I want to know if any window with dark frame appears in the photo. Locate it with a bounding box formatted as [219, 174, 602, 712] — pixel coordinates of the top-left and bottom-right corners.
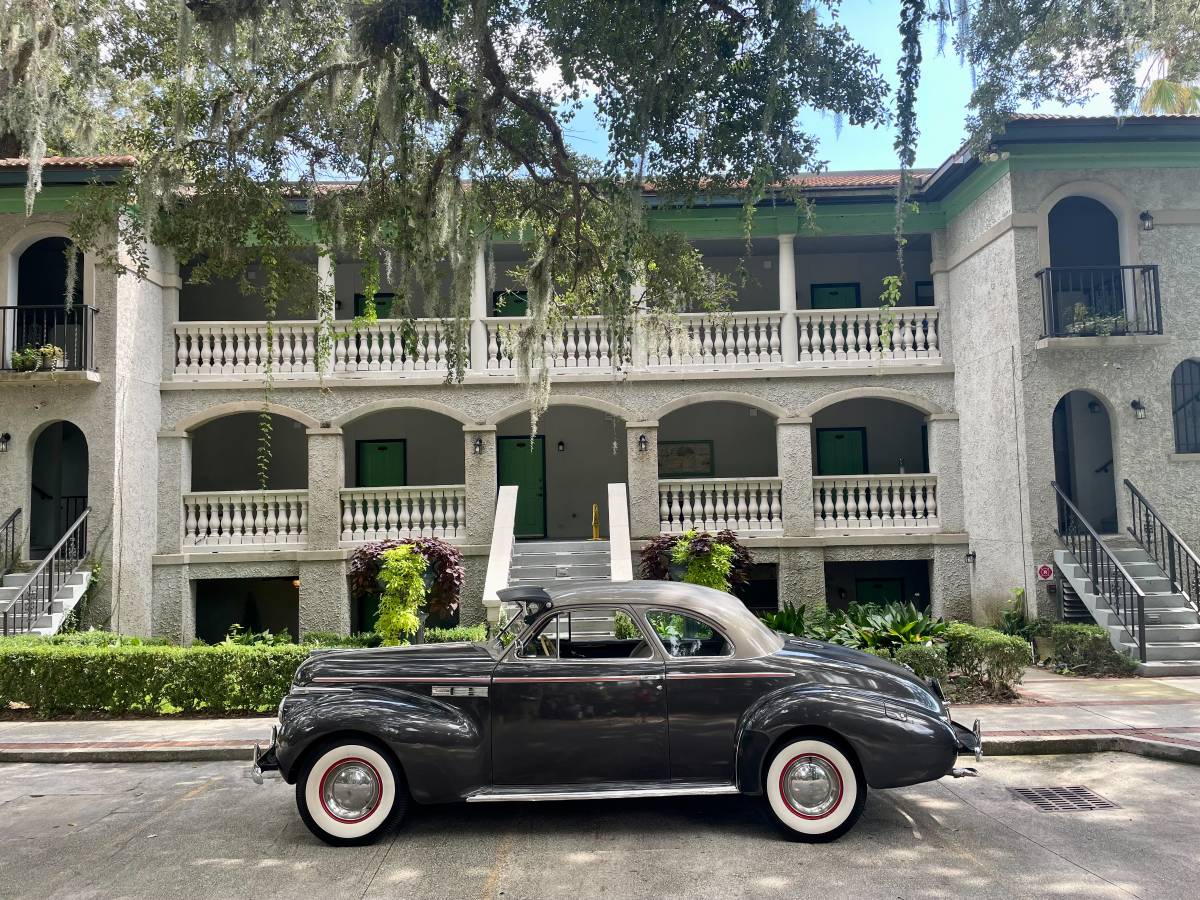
[1172, 359, 1200, 453]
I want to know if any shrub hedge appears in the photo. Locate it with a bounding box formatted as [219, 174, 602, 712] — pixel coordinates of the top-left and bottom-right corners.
[1046, 623, 1138, 675]
[944, 622, 1032, 692]
[864, 642, 949, 682]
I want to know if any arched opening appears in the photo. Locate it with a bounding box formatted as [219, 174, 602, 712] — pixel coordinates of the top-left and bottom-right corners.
[342, 408, 465, 489]
[496, 407, 628, 540]
[6, 237, 91, 371]
[1172, 360, 1200, 454]
[1052, 391, 1117, 533]
[189, 413, 308, 492]
[1043, 196, 1151, 336]
[29, 421, 88, 558]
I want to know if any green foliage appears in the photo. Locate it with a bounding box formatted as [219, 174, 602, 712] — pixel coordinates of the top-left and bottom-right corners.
[222, 623, 294, 646]
[833, 601, 947, 651]
[375, 545, 428, 644]
[349, 538, 464, 622]
[301, 631, 383, 648]
[425, 624, 487, 644]
[9, 346, 40, 372]
[864, 642, 950, 682]
[613, 611, 641, 641]
[1066, 303, 1128, 337]
[760, 603, 838, 641]
[0, 643, 308, 715]
[669, 531, 735, 592]
[944, 622, 1032, 694]
[641, 530, 752, 593]
[1046, 624, 1138, 676]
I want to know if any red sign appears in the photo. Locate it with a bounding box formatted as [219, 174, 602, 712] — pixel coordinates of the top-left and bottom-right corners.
[1036, 564, 1054, 581]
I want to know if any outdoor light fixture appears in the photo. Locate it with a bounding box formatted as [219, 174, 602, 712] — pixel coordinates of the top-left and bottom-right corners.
[637, 433, 649, 452]
[0, 432, 9, 453]
[472, 436, 484, 455]
[965, 549, 977, 565]
[1140, 210, 1155, 231]
[1131, 398, 1147, 420]
[557, 440, 566, 452]
[291, 578, 300, 588]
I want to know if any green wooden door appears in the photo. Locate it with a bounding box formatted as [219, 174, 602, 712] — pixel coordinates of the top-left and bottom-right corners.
[855, 577, 904, 606]
[354, 293, 396, 318]
[497, 436, 546, 538]
[816, 429, 867, 476]
[356, 439, 406, 487]
[492, 290, 529, 316]
[810, 283, 861, 309]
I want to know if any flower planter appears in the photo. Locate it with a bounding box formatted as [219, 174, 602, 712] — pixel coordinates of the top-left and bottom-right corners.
[38, 356, 59, 372]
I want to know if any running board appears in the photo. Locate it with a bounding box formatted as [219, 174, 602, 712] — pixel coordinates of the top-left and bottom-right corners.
[465, 782, 740, 803]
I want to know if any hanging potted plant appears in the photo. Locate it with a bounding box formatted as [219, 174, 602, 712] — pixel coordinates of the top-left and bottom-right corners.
[640, 529, 753, 594]
[37, 343, 64, 371]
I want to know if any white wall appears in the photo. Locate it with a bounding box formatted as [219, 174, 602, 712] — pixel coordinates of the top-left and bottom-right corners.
[341, 409, 465, 486]
[657, 402, 778, 477]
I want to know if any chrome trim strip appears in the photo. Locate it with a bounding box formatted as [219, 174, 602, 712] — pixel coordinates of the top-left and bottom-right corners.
[492, 674, 663, 684]
[465, 783, 740, 803]
[311, 676, 491, 685]
[665, 671, 795, 680]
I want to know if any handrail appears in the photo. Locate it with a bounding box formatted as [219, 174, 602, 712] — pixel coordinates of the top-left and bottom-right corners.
[1052, 482, 1146, 661]
[1, 507, 89, 637]
[482, 485, 519, 629]
[607, 483, 633, 582]
[1125, 479, 1200, 615]
[1, 508, 20, 578]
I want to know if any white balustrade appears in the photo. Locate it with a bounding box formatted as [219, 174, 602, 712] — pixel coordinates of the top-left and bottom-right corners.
[339, 486, 467, 543]
[658, 478, 784, 533]
[645, 312, 784, 367]
[795, 307, 940, 363]
[485, 316, 626, 370]
[174, 319, 452, 376]
[183, 490, 309, 546]
[812, 474, 939, 530]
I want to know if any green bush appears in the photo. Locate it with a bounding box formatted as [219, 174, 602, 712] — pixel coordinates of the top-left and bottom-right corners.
[945, 622, 1032, 693]
[301, 631, 383, 647]
[759, 601, 945, 651]
[863, 643, 950, 682]
[425, 624, 487, 643]
[1047, 623, 1137, 675]
[0, 643, 308, 715]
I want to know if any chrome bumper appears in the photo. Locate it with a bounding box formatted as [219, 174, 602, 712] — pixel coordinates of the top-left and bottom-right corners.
[952, 718, 983, 762]
[250, 726, 280, 785]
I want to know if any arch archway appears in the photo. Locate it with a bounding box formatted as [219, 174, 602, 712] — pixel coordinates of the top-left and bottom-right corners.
[1052, 390, 1118, 533]
[6, 236, 90, 371]
[29, 421, 88, 557]
[1171, 359, 1200, 454]
[189, 413, 309, 491]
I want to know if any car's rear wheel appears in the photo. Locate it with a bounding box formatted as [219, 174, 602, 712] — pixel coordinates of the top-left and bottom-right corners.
[295, 738, 407, 846]
[763, 736, 866, 842]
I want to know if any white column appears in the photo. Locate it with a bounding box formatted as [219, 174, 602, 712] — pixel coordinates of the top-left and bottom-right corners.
[464, 425, 497, 544]
[625, 422, 660, 538]
[161, 251, 181, 380]
[777, 417, 814, 536]
[157, 431, 191, 554]
[777, 234, 797, 364]
[469, 240, 488, 371]
[306, 427, 344, 551]
[630, 282, 648, 368]
[316, 250, 336, 373]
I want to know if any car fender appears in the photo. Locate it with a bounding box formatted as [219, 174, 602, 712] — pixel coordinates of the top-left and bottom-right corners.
[275, 687, 488, 803]
[734, 683, 959, 792]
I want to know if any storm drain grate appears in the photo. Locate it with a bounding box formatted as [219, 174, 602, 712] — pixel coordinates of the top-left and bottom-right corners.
[1010, 786, 1119, 811]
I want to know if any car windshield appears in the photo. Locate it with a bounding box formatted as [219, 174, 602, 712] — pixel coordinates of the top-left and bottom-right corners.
[487, 600, 527, 653]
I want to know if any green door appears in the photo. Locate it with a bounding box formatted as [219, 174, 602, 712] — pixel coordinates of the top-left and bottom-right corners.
[855, 577, 904, 606]
[497, 436, 546, 538]
[354, 293, 396, 318]
[492, 290, 529, 316]
[810, 283, 861, 309]
[816, 429, 867, 476]
[356, 439, 406, 487]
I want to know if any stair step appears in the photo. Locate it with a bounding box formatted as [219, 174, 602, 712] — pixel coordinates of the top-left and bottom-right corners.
[515, 540, 609, 553]
[1136, 660, 1200, 676]
[1093, 607, 1199, 626]
[510, 551, 611, 566]
[1119, 641, 1200, 661]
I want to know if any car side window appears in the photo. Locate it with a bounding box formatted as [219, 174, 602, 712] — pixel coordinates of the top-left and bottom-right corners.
[646, 610, 732, 658]
[516, 608, 653, 660]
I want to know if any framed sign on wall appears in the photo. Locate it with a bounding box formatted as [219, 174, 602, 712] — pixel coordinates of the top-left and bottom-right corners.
[658, 440, 715, 478]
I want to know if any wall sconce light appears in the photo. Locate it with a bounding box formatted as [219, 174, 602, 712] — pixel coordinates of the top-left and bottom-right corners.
[556, 440, 566, 452]
[0, 432, 9, 453]
[1087, 400, 1101, 415]
[1140, 210, 1155, 232]
[637, 434, 649, 452]
[472, 436, 484, 455]
[965, 549, 977, 565]
[291, 578, 301, 588]
[1131, 398, 1147, 420]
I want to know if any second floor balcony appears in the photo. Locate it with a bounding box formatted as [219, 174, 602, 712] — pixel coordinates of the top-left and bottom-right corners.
[1037, 265, 1162, 339]
[1, 304, 98, 374]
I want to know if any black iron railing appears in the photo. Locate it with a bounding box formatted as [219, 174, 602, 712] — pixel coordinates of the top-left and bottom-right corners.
[0, 508, 19, 578]
[1, 305, 98, 371]
[1036, 265, 1161, 338]
[1126, 479, 1200, 616]
[1, 507, 89, 637]
[1053, 482, 1146, 662]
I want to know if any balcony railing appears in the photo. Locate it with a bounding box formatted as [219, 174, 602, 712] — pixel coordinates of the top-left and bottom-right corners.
[658, 477, 784, 534]
[796, 306, 939, 363]
[1, 305, 98, 372]
[340, 486, 467, 543]
[645, 312, 784, 367]
[183, 490, 308, 546]
[1037, 265, 1161, 338]
[485, 316, 627, 371]
[813, 474, 939, 531]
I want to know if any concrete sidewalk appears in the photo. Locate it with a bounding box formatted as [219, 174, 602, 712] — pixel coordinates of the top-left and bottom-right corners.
[1, 668, 1198, 763]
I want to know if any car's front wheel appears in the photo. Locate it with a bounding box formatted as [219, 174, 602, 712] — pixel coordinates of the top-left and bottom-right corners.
[295, 738, 407, 846]
[763, 736, 866, 841]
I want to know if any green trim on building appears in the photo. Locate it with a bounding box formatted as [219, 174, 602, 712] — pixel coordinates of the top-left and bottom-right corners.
[0, 184, 85, 214]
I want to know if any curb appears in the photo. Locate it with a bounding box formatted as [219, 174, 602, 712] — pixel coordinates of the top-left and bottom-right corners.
[0, 744, 254, 764]
[983, 734, 1200, 766]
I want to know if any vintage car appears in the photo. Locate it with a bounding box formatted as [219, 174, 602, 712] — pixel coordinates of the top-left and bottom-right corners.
[251, 580, 981, 845]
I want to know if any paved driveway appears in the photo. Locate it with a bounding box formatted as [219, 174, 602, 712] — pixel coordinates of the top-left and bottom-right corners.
[0, 752, 1194, 899]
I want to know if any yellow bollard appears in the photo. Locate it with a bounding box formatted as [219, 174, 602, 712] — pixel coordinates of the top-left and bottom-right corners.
[591, 503, 600, 541]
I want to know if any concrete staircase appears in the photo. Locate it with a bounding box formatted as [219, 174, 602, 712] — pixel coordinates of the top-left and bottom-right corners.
[507, 540, 612, 586]
[0, 566, 93, 636]
[1055, 536, 1200, 676]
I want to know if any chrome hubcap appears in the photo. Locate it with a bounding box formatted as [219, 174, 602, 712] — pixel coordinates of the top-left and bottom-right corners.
[782, 755, 840, 817]
[321, 761, 380, 821]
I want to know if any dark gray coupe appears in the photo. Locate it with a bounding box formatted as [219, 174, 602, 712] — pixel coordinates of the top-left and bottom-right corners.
[252, 580, 981, 845]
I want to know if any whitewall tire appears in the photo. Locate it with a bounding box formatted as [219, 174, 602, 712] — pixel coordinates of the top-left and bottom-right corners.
[764, 737, 866, 841]
[295, 740, 406, 846]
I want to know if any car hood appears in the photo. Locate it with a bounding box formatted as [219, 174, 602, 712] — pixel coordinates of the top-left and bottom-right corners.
[773, 636, 944, 715]
[293, 641, 495, 685]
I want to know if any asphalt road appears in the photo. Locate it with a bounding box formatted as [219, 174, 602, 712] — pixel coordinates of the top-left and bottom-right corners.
[0, 752, 1194, 900]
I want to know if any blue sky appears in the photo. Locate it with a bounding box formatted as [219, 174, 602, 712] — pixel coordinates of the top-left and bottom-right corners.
[559, 1, 1123, 172]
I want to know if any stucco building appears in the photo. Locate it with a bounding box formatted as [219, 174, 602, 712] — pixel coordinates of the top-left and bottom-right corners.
[2, 116, 1199, 668]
